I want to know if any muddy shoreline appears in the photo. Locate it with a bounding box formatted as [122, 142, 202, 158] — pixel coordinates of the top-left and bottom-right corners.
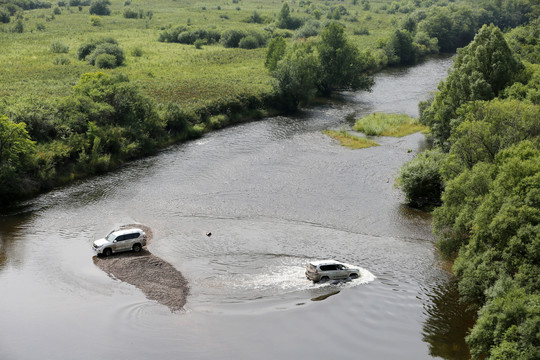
[93, 224, 189, 312]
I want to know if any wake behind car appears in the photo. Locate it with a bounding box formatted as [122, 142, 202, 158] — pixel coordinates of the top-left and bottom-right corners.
[306, 260, 360, 282]
[93, 228, 147, 256]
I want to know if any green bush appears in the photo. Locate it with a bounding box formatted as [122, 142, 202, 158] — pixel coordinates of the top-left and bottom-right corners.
[94, 53, 116, 68]
[398, 149, 446, 209]
[89, 15, 102, 26]
[53, 55, 70, 65]
[86, 43, 125, 67]
[77, 37, 117, 61]
[220, 29, 245, 48]
[50, 40, 69, 53]
[239, 35, 259, 49]
[123, 7, 138, 19]
[131, 46, 143, 57]
[0, 7, 11, 23]
[89, 0, 110, 16]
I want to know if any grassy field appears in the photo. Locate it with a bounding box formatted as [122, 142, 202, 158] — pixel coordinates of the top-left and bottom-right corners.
[323, 129, 379, 149]
[0, 0, 400, 111]
[354, 112, 427, 136]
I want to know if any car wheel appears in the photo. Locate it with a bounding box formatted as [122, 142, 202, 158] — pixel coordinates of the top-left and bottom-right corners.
[320, 276, 329, 283]
[349, 273, 358, 279]
[132, 243, 142, 253]
[103, 248, 112, 257]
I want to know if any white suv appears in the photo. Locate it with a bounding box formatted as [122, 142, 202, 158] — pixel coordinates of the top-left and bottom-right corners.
[92, 228, 147, 256]
[305, 260, 360, 282]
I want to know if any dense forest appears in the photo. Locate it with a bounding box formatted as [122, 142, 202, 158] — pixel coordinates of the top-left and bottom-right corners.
[398, 17, 539, 360]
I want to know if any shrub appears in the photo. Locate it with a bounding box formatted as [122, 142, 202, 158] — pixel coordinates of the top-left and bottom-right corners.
[131, 46, 143, 57]
[89, 0, 110, 16]
[194, 39, 204, 49]
[0, 8, 10, 23]
[89, 15, 102, 26]
[220, 29, 245, 48]
[94, 53, 116, 68]
[53, 6, 61, 14]
[398, 149, 446, 209]
[50, 40, 69, 53]
[294, 19, 321, 39]
[239, 35, 259, 49]
[77, 37, 117, 60]
[53, 55, 70, 65]
[86, 43, 125, 67]
[36, 23, 46, 31]
[123, 7, 138, 19]
[11, 18, 24, 33]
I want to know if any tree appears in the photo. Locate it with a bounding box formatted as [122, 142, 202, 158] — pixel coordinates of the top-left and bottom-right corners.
[272, 43, 319, 110]
[398, 149, 446, 209]
[421, 24, 523, 148]
[276, 2, 302, 30]
[316, 22, 374, 95]
[89, 0, 110, 16]
[265, 36, 286, 71]
[0, 115, 35, 168]
[385, 29, 417, 65]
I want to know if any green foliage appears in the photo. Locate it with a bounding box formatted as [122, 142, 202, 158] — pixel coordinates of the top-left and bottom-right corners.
[238, 35, 258, 50]
[89, 15, 101, 26]
[420, 24, 523, 148]
[398, 149, 446, 209]
[466, 279, 540, 360]
[294, 19, 321, 39]
[220, 29, 245, 48]
[276, 2, 303, 30]
[94, 53, 116, 69]
[0, 7, 10, 23]
[86, 43, 124, 67]
[272, 42, 319, 110]
[385, 29, 417, 66]
[0, 115, 35, 168]
[11, 18, 23, 33]
[323, 128, 378, 149]
[264, 36, 286, 71]
[50, 40, 69, 53]
[317, 22, 374, 95]
[354, 113, 426, 137]
[77, 37, 117, 60]
[506, 18, 540, 65]
[88, 0, 109, 16]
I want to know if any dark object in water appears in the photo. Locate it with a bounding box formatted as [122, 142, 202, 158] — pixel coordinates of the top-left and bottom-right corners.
[206, 232, 212, 237]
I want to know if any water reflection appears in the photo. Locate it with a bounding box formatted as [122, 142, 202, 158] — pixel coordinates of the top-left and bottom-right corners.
[0, 212, 34, 271]
[422, 276, 476, 359]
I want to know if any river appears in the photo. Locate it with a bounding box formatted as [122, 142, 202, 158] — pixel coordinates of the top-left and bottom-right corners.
[0, 55, 474, 360]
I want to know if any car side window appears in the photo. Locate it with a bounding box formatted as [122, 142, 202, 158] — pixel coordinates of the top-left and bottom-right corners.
[116, 235, 127, 241]
[127, 233, 139, 240]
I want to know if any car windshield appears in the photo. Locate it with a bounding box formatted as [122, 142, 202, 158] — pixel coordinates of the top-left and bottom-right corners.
[105, 232, 117, 241]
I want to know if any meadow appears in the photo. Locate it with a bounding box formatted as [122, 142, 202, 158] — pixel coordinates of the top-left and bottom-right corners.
[0, 0, 399, 111]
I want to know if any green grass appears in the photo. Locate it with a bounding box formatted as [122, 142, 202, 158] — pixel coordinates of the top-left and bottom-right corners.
[0, 0, 403, 110]
[353, 113, 427, 137]
[323, 129, 379, 149]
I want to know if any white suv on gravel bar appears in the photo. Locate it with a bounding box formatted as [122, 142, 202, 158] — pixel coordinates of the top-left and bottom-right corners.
[306, 260, 360, 282]
[92, 228, 147, 256]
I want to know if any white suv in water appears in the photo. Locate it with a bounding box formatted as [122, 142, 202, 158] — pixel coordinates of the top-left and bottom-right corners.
[305, 260, 360, 282]
[92, 228, 147, 256]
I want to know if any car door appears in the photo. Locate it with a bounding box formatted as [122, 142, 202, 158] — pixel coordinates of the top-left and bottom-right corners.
[113, 234, 129, 252]
[336, 264, 349, 279]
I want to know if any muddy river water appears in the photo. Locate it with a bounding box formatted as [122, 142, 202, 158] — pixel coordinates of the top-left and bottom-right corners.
[0, 55, 475, 359]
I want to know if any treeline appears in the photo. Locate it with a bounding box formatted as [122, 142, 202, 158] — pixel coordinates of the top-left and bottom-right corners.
[0, 72, 271, 205]
[398, 20, 540, 359]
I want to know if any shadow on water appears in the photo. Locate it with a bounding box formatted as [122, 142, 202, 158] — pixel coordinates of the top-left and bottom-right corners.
[0, 211, 35, 271]
[422, 276, 476, 359]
